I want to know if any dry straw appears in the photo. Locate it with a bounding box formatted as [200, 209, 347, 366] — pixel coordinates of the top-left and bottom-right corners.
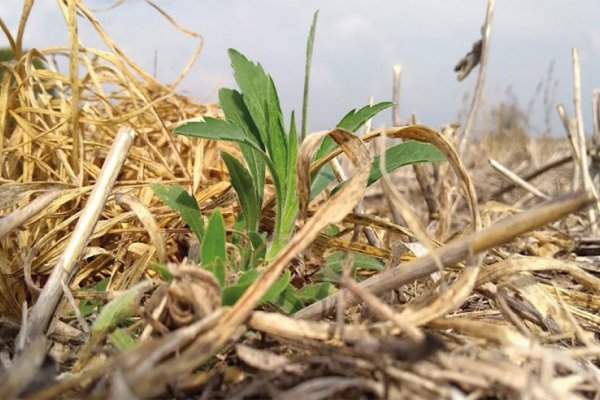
[2, 2, 600, 399]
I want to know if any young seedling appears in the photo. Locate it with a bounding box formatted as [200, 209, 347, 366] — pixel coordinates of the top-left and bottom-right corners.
[153, 11, 447, 313]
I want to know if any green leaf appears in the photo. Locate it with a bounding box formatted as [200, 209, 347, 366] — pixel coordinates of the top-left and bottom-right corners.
[222, 269, 260, 306]
[92, 281, 154, 333]
[270, 285, 303, 314]
[367, 141, 446, 186]
[149, 262, 173, 282]
[265, 76, 288, 181]
[78, 277, 109, 317]
[317, 251, 384, 283]
[301, 10, 319, 141]
[228, 48, 287, 170]
[309, 101, 394, 200]
[151, 183, 204, 245]
[219, 88, 266, 204]
[297, 282, 335, 304]
[219, 88, 264, 149]
[313, 101, 394, 161]
[201, 208, 227, 286]
[227, 49, 270, 146]
[261, 270, 291, 304]
[337, 101, 394, 132]
[221, 269, 254, 305]
[247, 231, 267, 270]
[330, 141, 447, 194]
[204, 258, 226, 289]
[309, 163, 335, 199]
[221, 151, 260, 232]
[174, 117, 261, 149]
[328, 251, 384, 271]
[222, 269, 291, 307]
[280, 112, 299, 246]
[324, 224, 340, 236]
[108, 328, 137, 351]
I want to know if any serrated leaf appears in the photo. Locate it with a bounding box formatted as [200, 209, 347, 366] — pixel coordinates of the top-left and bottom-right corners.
[309, 102, 394, 200]
[219, 88, 266, 204]
[174, 117, 261, 149]
[265, 76, 288, 181]
[219, 88, 264, 149]
[227, 49, 271, 146]
[313, 101, 394, 161]
[337, 101, 394, 132]
[151, 183, 204, 246]
[221, 151, 260, 232]
[228, 49, 287, 168]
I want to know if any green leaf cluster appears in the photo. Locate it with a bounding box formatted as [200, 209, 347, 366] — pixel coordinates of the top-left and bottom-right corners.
[153, 11, 447, 314]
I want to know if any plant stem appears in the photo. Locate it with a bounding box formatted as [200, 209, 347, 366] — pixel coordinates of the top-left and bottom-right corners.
[457, 0, 496, 156]
[301, 10, 319, 142]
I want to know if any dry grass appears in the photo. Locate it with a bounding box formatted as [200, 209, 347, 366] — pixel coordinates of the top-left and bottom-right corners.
[1, 2, 600, 399]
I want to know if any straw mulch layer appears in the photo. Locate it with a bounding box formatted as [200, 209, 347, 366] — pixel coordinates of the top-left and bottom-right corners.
[2, 2, 600, 399]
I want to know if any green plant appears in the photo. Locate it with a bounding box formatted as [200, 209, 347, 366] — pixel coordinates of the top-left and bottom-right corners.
[153, 11, 446, 313]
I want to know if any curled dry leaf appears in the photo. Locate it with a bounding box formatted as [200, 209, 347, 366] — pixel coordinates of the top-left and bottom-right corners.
[147, 261, 221, 330]
[114, 192, 166, 264]
[314, 125, 480, 230]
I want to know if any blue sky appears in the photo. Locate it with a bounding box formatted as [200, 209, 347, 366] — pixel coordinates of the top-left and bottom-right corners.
[2, 1, 599, 136]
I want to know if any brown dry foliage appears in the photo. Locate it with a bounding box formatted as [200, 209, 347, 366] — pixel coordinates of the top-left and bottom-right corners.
[1, 2, 600, 399]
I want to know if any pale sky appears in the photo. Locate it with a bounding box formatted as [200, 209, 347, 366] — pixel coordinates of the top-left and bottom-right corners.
[2, 1, 599, 136]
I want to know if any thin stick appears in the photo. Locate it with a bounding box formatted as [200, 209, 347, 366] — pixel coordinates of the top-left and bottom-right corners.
[382, 72, 405, 224]
[342, 275, 424, 343]
[557, 104, 581, 191]
[457, 0, 496, 156]
[593, 88, 600, 151]
[392, 64, 402, 126]
[60, 0, 82, 180]
[572, 48, 599, 232]
[60, 280, 90, 333]
[329, 96, 381, 248]
[592, 88, 600, 186]
[488, 158, 550, 200]
[487, 154, 574, 199]
[295, 191, 594, 320]
[20, 127, 136, 344]
[330, 158, 381, 248]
